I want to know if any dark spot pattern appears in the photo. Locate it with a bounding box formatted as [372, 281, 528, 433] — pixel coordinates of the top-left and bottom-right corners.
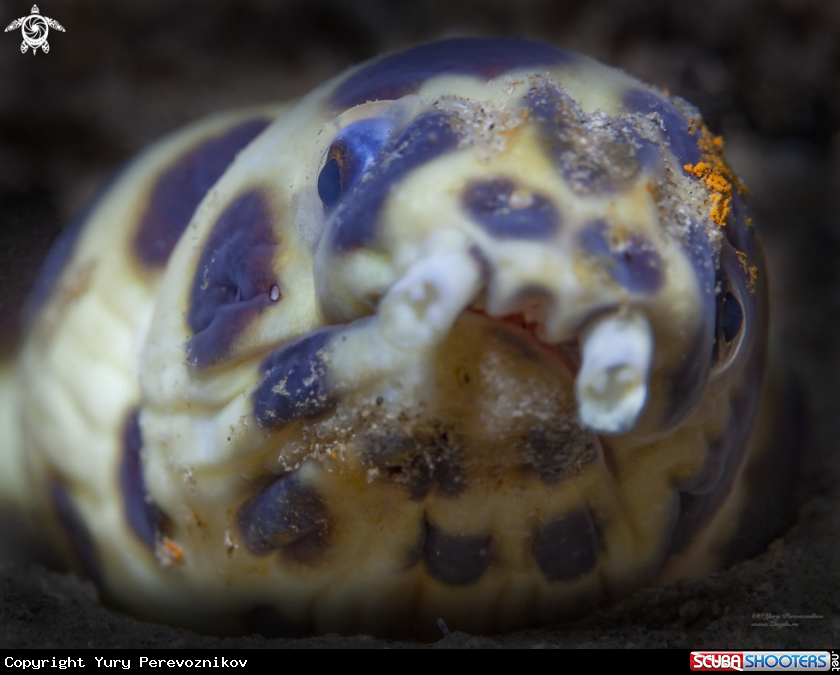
[134, 118, 272, 268]
[423, 517, 492, 586]
[253, 330, 336, 431]
[50, 479, 100, 583]
[532, 510, 598, 582]
[367, 426, 466, 500]
[523, 423, 597, 484]
[318, 117, 394, 210]
[462, 178, 559, 239]
[622, 89, 702, 171]
[186, 190, 279, 371]
[24, 164, 126, 324]
[579, 220, 664, 294]
[330, 112, 459, 252]
[330, 38, 573, 109]
[237, 472, 330, 561]
[119, 408, 165, 551]
[525, 85, 647, 195]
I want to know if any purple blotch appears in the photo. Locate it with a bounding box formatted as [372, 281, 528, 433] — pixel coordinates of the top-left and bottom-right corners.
[463, 178, 559, 239]
[50, 479, 100, 583]
[134, 118, 272, 268]
[532, 510, 598, 582]
[330, 38, 573, 109]
[525, 85, 646, 194]
[423, 517, 492, 586]
[579, 220, 664, 294]
[524, 425, 597, 484]
[119, 408, 164, 551]
[622, 89, 702, 171]
[253, 330, 336, 431]
[237, 472, 330, 557]
[330, 112, 459, 252]
[368, 428, 465, 500]
[186, 190, 279, 371]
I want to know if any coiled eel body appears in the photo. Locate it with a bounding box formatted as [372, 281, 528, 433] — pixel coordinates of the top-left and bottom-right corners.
[0, 38, 793, 638]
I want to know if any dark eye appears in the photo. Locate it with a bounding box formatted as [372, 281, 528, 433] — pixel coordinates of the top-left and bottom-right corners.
[316, 118, 394, 210]
[318, 155, 342, 207]
[712, 285, 745, 366]
[721, 291, 743, 343]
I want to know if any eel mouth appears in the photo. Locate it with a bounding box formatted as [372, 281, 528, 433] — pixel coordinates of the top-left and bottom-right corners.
[372, 247, 654, 435]
[466, 308, 582, 378]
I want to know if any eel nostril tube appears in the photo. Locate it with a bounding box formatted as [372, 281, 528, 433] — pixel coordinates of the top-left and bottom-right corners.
[575, 308, 653, 434]
[379, 251, 482, 350]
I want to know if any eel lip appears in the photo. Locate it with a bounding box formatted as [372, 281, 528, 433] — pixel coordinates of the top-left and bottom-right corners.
[465, 307, 581, 377]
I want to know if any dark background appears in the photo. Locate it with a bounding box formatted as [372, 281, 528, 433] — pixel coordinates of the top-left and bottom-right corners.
[1, 0, 838, 648]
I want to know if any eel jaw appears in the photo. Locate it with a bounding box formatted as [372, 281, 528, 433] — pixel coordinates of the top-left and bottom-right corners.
[345, 241, 654, 435]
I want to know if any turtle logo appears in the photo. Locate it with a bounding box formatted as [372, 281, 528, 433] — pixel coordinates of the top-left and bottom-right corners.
[4, 5, 65, 54]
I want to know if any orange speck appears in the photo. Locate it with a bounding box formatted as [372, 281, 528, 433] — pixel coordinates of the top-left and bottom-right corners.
[164, 538, 183, 560]
[735, 251, 758, 293]
[682, 125, 746, 227]
[156, 537, 184, 568]
[709, 193, 731, 227]
[748, 266, 759, 293]
[705, 173, 731, 194]
[684, 161, 708, 177]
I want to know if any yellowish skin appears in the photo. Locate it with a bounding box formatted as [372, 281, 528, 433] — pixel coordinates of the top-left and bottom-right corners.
[1, 40, 776, 637]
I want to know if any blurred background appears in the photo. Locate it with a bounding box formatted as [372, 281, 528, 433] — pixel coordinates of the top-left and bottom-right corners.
[0, 0, 838, 648]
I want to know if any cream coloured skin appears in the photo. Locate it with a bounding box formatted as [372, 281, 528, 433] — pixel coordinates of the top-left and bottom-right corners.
[0, 38, 784, 638]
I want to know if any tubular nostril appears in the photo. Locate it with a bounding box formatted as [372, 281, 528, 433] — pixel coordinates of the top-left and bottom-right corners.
[575, 308, 653, 434]
[379, 250, 483, 350]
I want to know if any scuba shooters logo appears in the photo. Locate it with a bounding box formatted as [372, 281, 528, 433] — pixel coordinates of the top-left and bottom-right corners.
[690, 652, 835, 671]
[692, 653, 745, 672]
[4, 5, 65, 54]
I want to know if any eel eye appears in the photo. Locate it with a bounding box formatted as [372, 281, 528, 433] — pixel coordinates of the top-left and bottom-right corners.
[317, 146, 345, 208]
[712, 286, 745, 367]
